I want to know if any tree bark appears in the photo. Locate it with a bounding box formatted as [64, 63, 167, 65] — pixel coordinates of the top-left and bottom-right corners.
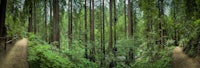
[33, 0, 36, 34]
[53, 0, 60, 48]
[44, 0, 47, 41]
[90, 0, 95, 62]
[128, 0, 133, 37]
[0, 0, 7, 50]
[124, 0, 127, 37]
[113, 0, 117, 58]
[102, 0, 105, 64]
[49, 0, 53, 43]
[100, 0, 106, 66]
[158, 0, 164, 47]
[84, 0, 88, 59]
[100, 0, 103, 54]
[68, 0, 73, 49]
[28, 0, 32, 32]
[172, 0, 178, 46]
[102, 0, 105, 56]
[109, 0, 113, 51]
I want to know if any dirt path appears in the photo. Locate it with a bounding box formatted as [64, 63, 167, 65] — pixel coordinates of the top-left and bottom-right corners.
[172, 47, 200, 68]
[0, 38, 28, 68]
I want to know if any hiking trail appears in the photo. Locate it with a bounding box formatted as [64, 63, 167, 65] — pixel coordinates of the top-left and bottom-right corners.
[0, 38, 28, 68]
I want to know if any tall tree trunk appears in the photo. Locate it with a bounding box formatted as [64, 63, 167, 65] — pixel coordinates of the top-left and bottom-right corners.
[100, 0, 105, 66]
[28, 0, 32, 32]
[68, 0, 73, 49]
[102, 0, 105, 56]
[100, 0, 103, 65]
[100, 0, 103, 54]
[44, 0, 47, 41]
[53, 0, 60, 48]
[124, 0, 127, 37]
[33, 0, 36, 34]
[90, 0, 95, 62]
[84, 0, 88, 59]
[158, 0, 164, 47]
[102, 0, 105, 65]
[49, 0, 53, 43]
[109, 0, 113, 51]
[128, 0, 133, 37]
[114, 0, 117, 48]
[127, 0, 135, 65]
[172, 0, 178, 46]
[0, 0, 7, 50]
[113, 0, 117, 57]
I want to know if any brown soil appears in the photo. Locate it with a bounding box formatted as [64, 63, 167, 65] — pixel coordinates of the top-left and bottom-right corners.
[0, 38, 28, 68]
[172, 47, 200, 68]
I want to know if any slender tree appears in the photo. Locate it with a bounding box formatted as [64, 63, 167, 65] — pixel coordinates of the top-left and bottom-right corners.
[100, 0, 103, 53]
[127, 0, 135, 65]
[113, 0, 118, 58]
[157, 0, 164, 47]
[172, 0, 178, 46]
[33, 0, 36, 34]
[128, 0, 133, 37]
[100, 0, 106, 66]
[49, 0, 53, 43]
[109, 0, 113, 51]
[114, 0, 117, 48]
[52, 0, 60, 48]
[84, 0, 88, 59]
[68, 0, 73, 49]
[44, 0, 47, 41]
[28, 0, 33, 32]
[124, 0, 127, 37]
[90, 0, 95, 62]
[102, 0, 105, 62]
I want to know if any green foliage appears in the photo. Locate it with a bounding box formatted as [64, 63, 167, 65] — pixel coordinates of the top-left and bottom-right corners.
[6, 15, 27, 38]
[5, 0, 200, 68]
[116, 37, 174, 68]
[61, 40, 98, 68]
[130, 45, 174, 68]
[28, 34, 75, 68]
[28, 34, 97, 68]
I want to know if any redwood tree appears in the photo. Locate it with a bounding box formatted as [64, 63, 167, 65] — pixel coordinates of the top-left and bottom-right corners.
[52, 0, 60, 48]
[114, 0, 117, 48]
[124, 0, 127, 37]
[28, 0, 33, 32]
[49, 0, 53, 43]
[68, 0, 73, 49]
[0, 0, 7, 49]
[109, 0, 113, 51]
[84, 0, 88, 59]
[33, 0, 36, 34]
[128, 0, 133, 37]
[90, 0, 95, 62]
[44, 0, 47, 41]
[100, 0, 106, 66]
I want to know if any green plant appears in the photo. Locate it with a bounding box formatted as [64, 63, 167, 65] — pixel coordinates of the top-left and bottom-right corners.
[28, 34, 97, 68]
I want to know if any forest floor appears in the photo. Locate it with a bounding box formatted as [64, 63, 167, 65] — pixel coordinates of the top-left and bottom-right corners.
[0, 38, 28, 68]
[172, 47, 200, 68]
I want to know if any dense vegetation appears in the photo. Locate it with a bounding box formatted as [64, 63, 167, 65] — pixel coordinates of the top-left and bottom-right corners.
[0, 0, 200, 68]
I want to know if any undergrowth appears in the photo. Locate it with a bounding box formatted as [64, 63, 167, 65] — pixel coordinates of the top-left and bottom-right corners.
[28, 33, 97, 68]
[28, 33, 174, 68]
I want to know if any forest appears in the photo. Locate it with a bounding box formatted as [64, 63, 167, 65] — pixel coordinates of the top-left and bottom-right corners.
[0, 0, 200, 68]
